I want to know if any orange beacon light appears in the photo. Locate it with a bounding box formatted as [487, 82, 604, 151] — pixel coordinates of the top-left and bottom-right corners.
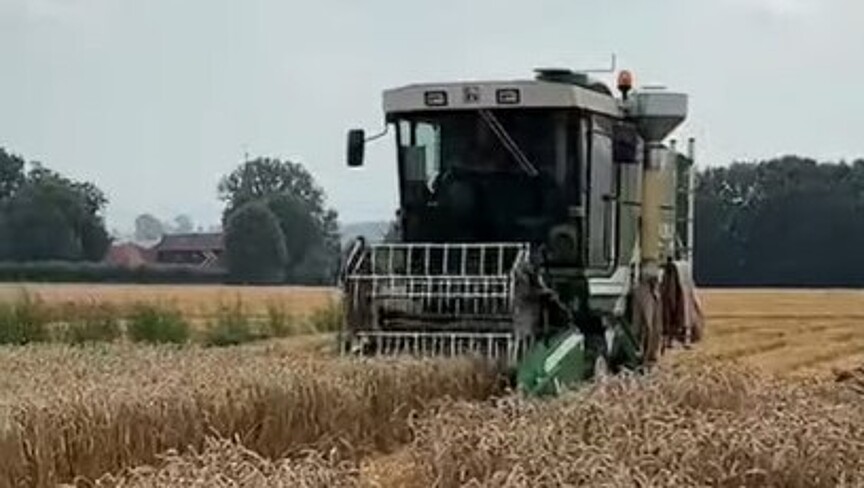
[617, 70, 634, 99]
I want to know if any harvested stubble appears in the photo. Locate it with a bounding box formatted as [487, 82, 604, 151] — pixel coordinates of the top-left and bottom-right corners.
[835, 364, 864, 395]
[409, 364, 864, 487]
[94, 437, 359, 488]
[691, 290, 864, 377]
[0, 343, 500, 487]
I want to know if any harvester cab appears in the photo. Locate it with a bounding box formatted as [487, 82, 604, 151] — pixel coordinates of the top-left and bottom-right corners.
[340, 68, 702, 396]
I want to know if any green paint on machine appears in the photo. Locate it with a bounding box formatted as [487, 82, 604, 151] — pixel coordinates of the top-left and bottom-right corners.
[516, 328, 587, 397]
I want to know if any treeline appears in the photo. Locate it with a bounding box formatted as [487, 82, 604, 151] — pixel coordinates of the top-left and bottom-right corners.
[5, 146, 864, 287]
[0, 148, 341, 285]
[0, 148, 110, 262]
[695, 156, 864, 287]
[0, 148, 219, 283]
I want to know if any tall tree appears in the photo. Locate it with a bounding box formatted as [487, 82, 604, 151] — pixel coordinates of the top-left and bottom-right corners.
[218, 157, 340, 283]
[0, 211, 13, 261]
[135, 214, 165, 241]
[0, 148, 25, 201]
[6, 179, 85, 260]
[264, 193, 321, 274]
[173, 214, 194, 233]
[224, 202, 288, 284]
[0, 152, 111, 262]
[219, 158, 326, 216]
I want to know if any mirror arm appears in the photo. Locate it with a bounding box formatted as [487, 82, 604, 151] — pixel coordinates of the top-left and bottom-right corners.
[346, 124, 388, 168]
[364, 125, 389, 143]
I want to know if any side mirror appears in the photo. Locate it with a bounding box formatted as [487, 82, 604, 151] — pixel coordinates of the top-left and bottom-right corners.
[347, 129, 365, 167]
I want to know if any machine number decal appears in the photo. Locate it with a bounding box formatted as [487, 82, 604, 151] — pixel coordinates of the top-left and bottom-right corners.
[463, 86, 481, 104]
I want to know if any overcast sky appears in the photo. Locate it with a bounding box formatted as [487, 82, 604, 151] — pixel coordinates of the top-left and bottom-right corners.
[1, 0, 862, 231]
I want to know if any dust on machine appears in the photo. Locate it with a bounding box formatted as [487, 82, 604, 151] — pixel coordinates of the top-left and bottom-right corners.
[339, 66, 704, 396]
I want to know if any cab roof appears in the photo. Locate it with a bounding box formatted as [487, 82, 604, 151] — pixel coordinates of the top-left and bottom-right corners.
[383, 79, 623, 118]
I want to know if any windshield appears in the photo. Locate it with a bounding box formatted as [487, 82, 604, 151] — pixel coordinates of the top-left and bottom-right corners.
[391, 108, 621, 271]
[394, 109, 572, 243]
[396, 109, 560, 191]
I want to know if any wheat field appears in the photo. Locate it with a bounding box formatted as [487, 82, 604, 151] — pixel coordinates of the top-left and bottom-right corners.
[0, 283, 337, 321]
[0, 340, 500, 487]
[2, 284, 860, 375]
[686, 289, 864, 377]
[407, 364, 864, 487]
[0, 287, 862, 487]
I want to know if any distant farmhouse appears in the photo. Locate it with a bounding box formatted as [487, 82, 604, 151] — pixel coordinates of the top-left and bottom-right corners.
[105, 232, 224, 270]
[153, 233, 224, 268]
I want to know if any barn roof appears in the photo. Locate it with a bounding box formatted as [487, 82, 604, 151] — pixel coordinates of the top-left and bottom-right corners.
[154, 233, 224, 252]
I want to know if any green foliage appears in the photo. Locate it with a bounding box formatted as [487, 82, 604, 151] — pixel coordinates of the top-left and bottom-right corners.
[203, 300, 257, 347]
[0, 261, 226, 283]
[173, 214, 194, 233]
[61, 304, 122, 344]
[265, 193, 321, 277]
[0, 293, 49, 345]
[219, 157, 340, 285]
[0, 150, 112, 263]
[695, 157, 864, 286]
[134, 213, 164, 242]
[80, 219, 112, 261]
[218, 158, 325, 214]
[0, 148, 25, 201]
[224, 202, 288, 284]
[290, 244, 339, 285]
[127, 304, 190, 344]
[0, 212, 12, 261]
[5, 186, 81, 260]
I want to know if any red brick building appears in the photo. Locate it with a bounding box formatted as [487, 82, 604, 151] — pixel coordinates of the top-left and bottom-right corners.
[104, 242, 152, 268]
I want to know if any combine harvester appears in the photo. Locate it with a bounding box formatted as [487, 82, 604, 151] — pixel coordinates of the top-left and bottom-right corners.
[340, 66, 703, 396]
